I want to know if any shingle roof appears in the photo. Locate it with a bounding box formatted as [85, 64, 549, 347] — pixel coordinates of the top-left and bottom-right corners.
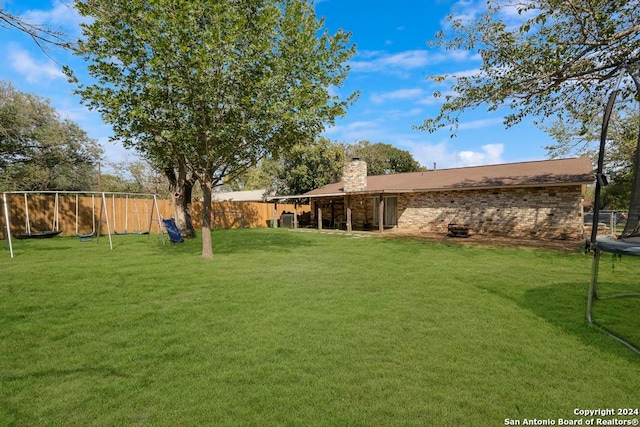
[304, 157, 594, 197]
[212, 188, 272, 202]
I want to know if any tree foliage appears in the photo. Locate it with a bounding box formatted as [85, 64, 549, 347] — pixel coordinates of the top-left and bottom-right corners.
[0, 81, 103, 191]
[69, 0, 356, 258]
[349, 141, 424, 175]
[101, 160, 170, 197]
[277, 137, 347, 196]
[544, 110, 639, 210]
[221, 157, 280, 192]
[423, 0, 640, 134]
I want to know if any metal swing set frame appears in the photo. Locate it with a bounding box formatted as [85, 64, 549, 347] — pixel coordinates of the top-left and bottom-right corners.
[2, 191, 165, 258]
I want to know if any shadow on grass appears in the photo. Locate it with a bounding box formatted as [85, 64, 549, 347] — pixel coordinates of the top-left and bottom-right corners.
[476, 280, 640, 361]
[523, 282, 640, 360]
[13, 238, 75, 251]
[156, 229, 318, 257]
[0, 366, 129, 382]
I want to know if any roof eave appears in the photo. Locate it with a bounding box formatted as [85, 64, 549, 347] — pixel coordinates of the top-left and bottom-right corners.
[270, 175, 594, 200]
[270, 180, 593, 199]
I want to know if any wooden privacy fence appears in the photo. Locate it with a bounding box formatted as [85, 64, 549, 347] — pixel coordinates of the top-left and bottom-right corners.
[1, 193, 308, 238]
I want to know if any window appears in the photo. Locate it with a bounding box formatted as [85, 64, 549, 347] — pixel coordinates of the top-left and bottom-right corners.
[373, 195, 398, 227]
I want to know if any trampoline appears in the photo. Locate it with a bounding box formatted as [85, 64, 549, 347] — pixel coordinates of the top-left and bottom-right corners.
[587, 65, 640, 355]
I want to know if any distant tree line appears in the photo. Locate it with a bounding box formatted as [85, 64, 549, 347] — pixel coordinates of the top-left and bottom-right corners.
[1, 81, 423, 200]
[224, 138, 426, 196]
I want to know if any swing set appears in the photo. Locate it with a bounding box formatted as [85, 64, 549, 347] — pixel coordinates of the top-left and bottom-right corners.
[1, 191, 165, 258]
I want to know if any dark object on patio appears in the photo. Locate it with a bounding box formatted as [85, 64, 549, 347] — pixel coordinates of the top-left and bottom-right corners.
[448, 223, 470, 238]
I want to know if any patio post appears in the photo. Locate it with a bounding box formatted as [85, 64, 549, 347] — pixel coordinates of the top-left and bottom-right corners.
[271, 200, 278, 228]
[346, 195, 352, 232]
[378, 195, 384, 233]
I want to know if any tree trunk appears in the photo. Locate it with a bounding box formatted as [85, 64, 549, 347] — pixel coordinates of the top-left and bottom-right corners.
[201, 180, 213, 259]
[165, 165, 196, 238]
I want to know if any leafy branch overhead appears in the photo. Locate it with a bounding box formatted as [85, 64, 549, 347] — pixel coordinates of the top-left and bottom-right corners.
[422, 0, 640, 135]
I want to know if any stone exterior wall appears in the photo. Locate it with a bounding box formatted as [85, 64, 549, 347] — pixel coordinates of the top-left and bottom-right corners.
[397, 185, 585, 238]
[343, 159, 367, 193]
[310, 185, 585, 238]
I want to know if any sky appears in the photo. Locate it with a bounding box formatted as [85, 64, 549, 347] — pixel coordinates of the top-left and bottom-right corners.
[0, 0, 558, 174]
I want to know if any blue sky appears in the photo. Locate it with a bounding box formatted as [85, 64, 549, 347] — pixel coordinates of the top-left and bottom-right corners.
[1, 0, 556, 172]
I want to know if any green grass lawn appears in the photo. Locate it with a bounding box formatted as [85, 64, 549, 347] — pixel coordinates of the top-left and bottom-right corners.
[1, 229, 639, 426]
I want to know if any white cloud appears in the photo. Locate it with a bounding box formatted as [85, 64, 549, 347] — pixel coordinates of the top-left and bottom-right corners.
[22, 1, 83, 31]
[418, 90, 457, 106]
[458, 143, 504, 166]
[8, 45, 66, 82]
[370, 88, 425, 104]
[350, 50, 430, 74]
[457, 117, 504, 130]
[497, 0, 538, 24]
[442, 0, 533, 33]
[404, 141, 452, 170]
[386, 108, 423, 120]
[428, 67, 483, 87]
[324, 120, 383, 142]
[350, 49, 480, 78]
[442, 0, 483, 27]
[398, 139, 506, 170]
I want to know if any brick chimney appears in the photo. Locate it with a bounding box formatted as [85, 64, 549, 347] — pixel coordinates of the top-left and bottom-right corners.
[343, 158, 367, 193]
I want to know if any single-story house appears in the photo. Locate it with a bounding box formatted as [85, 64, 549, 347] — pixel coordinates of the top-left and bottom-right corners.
[289, 157, 594, 239]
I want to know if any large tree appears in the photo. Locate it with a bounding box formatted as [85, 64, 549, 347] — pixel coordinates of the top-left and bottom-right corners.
[277, 137, 347, 196]
[349, 141, 424, 175]
[0, 81, 103, 191]
[70, 0, 356, 258]
[422, 0, 639, 134]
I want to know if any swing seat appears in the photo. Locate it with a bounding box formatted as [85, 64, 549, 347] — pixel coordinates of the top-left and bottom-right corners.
[77, 232, 95, 242]
[16, 230, 62, 239]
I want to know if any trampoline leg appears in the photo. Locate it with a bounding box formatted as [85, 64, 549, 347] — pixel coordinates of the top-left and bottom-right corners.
[587, 249, 601, 324]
